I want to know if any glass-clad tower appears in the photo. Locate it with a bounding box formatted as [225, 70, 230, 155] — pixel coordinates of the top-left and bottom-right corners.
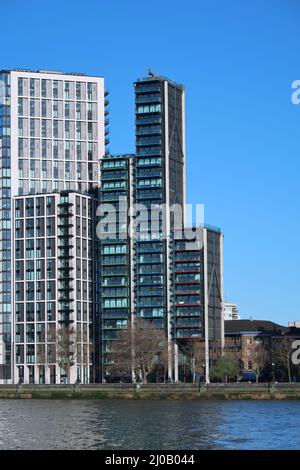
[134, 72, 186, 378]
[171, 226, 224, 382]
[99, 154, 134, 382]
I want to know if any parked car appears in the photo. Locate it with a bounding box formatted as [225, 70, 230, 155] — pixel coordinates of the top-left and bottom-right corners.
[238, 371, 257, 383]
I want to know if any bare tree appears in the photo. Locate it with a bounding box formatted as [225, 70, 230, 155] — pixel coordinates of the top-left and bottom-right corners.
[106, 327, 133, 378]
[55, 325, 76, 384]
[272, 337, 293, 383]
[182, 339, 206, 382]
[107, 319, 168, 383]
[247, 341, 270, 382]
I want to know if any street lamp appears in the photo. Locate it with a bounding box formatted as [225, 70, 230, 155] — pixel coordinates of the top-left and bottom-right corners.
[272, 362, 275, 384]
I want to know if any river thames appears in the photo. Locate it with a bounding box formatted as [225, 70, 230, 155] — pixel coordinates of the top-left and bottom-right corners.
[0, 399, 299, 450]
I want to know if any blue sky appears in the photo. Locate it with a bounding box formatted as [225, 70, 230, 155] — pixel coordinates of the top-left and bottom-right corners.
[2, 0, 300, 325]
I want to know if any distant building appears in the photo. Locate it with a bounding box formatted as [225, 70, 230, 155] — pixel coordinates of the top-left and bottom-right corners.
[224, 319, 287, 370]
[223, 302, 240, 320]
[288, 321, 300, 328]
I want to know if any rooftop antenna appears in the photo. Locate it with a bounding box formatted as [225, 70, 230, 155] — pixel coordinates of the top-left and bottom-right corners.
[147, 69, 158, 78]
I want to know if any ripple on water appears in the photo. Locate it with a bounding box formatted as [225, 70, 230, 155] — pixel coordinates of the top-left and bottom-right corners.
[0, 399, 300, 449]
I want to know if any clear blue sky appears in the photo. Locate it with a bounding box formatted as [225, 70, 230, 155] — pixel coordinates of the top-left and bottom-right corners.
[2, 0, 300, 325]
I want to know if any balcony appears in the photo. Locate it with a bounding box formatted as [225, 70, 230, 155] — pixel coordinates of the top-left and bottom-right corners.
[58, 201, 73, 208]
[58, 252, 74, 259]
[58, 221, 74, 228]
[58, 306, 74, 313]
[136, 116, 162, 125]
[58, 242, 74, 249]
[58, 285, 74, 291]
[58, 229, 72, 237]
[135, 85, 161, 94]
[136, 139, 162, 147]
[136, 149, 162, 157]
[58, 315, 74, 323]
[136, 127, 161, 136]
[136, 95, 161, 104]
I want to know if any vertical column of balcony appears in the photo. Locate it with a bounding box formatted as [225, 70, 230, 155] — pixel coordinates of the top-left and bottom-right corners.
[57, 199, 75, 324]
[134, 80, 167, 327]
[171, 233, 204, 340]
[99, 156, 131, 380]
[104, 90, 110, 155]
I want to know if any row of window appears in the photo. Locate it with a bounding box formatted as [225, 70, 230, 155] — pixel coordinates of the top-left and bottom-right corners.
[15, 259, 55, 281]
[102, 298, 128, 308]
[15, 238, 55, 259]
[136, 104, 161, 114]
[137, 178, 162, 188]
[18, 138, 97, 161]
[15, 301, 91, 323]
[102, 159, 127, 169]
[18, 98, 97, 120]
[18, 77, 97, 101]
[18, 118, 98, 140]
[15, 281, 55, 302]
[101, 244, 127, 255]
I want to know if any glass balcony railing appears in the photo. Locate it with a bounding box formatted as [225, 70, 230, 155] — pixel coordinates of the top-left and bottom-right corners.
[135, 85, 161, 94]
[136, 149, 162, 157]
[136, 95, 161, 104]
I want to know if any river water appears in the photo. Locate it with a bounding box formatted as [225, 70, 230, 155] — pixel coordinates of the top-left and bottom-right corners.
[0, 399, 299, 450]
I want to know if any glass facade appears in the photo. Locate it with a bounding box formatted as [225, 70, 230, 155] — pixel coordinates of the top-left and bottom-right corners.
[0, 71, 12, 380]
[99, 155, 133, 381]
[171, 226, 223, 381]
[133, 76, 185, 333]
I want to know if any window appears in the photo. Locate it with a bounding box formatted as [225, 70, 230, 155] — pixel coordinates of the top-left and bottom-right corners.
[26, 345, 35, 364]
[36, 303, 45, 321]
[25, 260, 34, 280]
[26, 239, 34, 258]
[137, 104, 161, 114]
[41, 79, 47, 97]
[64, 82, 70, 99]
[26, 323, 35, 343]
[26, 218, 34, 237]
[26, 282, 34, 301]
[76, 83, 81, 100]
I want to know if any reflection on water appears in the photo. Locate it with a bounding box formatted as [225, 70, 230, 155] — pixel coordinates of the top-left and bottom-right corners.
[0, 399, 299, 450]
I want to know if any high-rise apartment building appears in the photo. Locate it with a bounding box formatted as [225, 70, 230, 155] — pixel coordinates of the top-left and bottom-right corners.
[171, 226, 224, 382]
[99, 154, 134, 382]
[12, 191, 99, 384]
[0, 69, 107, 382]
[134, 73, 186, 378]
